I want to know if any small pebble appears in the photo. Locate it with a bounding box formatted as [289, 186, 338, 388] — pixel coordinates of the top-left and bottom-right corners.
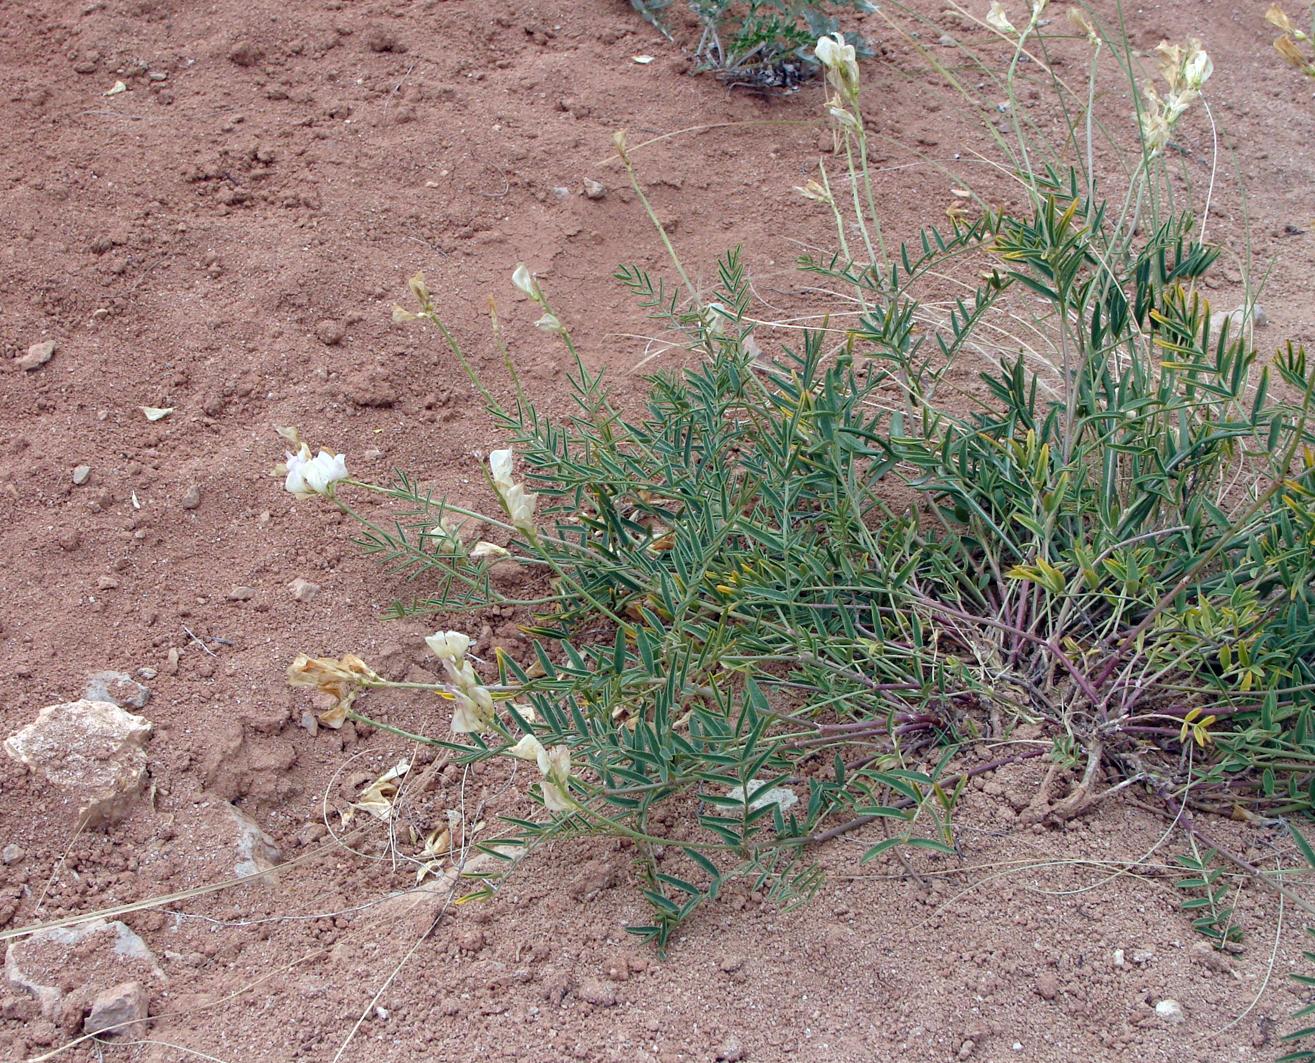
[227, 586, 255, 601]
[180, 484, 202, 510]
[19, 340, 56, 371]
[315, 319, 346, 346]
[288, 577, 321, 603]
[716, 1036, 745, 1062]
[72, 465, 92, 486]
[1, 844, 24, 865]
[583, 178, 607, 200]
[1155, 999, 1185, 1024]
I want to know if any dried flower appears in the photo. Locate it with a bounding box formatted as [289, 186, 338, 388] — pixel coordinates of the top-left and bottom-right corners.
[287, 652, 379, 727]
[1139, 38, 1213, 157]
[794, 178, 832, 204]
[285, 444, 348, 498]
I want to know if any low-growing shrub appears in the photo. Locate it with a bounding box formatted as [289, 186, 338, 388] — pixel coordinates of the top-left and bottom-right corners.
[284, 14, 1315, 959]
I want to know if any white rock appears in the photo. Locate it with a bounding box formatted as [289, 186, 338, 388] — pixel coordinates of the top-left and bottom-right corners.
[1155, 999, 1185, 1024]
[583, 178, 607, 200]
[4, 699, 152, 823]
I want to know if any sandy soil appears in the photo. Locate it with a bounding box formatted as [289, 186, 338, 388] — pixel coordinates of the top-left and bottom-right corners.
[3, 0, 1315, 1060]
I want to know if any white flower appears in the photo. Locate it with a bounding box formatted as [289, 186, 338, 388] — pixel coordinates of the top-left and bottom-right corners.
[1182, 43, 1212, 90]
[425, 630, 471, 662]
[488, 448, 538, 533]
[470, 540, 510, 560]
[285, 444, 349, 498]
[986, 1, 1016, 34]
[512, 263, 540, 301]
[451, 691, 489, 734]
[535, 312, 566, 335]
[489, 448, 515, 492]
[541, 745, 573, 812]
[814, 33, 859, 95]
[506, 735, 573, 811]
[726, 778, 799, 814]
[507, 733, 546, 764]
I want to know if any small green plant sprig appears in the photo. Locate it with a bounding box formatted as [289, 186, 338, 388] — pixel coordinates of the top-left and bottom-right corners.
[633, 0, 874, 88]
[1172, 843, 1244, 949]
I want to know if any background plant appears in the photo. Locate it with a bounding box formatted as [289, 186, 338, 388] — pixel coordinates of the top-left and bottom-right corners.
[632, 0, 873, 87]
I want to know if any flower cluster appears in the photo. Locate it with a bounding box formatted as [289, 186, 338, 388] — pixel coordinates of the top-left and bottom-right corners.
[513, 263, 566, 335]
[814, 33, 862, 131]
[1139, 39, 1213, 155]
[507, 733, 574, 812]
[489, 448, 537, 534]
[425, 630, 496, 733]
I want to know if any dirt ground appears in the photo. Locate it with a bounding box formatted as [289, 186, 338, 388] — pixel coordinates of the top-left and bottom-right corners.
[3, 1, 1315, 1060]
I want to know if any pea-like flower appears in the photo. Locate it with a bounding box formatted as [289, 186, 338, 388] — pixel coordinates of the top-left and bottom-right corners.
[285, 444, 349, 498]
[512, 263, 542, 303]
[425, 630, 471, 662]
[488, 448, 538, 534]
[505, 733, 574, 811]
[814, 33, 859, 97]
[986, 1, 1016, 35]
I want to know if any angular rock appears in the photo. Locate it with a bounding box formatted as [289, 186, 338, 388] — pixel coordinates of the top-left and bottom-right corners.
[1155, 999, 1185, 1024]
[71, 465, 92, 486]
[4, 700, 151, 823]
[84, 671, 150, 710]
[84, 980, 148, 1037]
[182, 802, 283, 883]
[5, 920, 161, 1020]
[583, 178, 606, 200]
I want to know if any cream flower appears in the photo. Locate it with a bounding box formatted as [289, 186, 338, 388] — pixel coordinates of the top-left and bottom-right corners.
[425, 630, 471, 662]
[541, 745, 573, 812]
[535, 312, 566, 335]
[505, 734, 573, 812]
[451, 691, 490, 733]
[488, 448, 538, 533]
[814, 33, 859, 96]
[507, 733, 546, 764]
[986, 1, 1016, 35]
[512, 263, 540, 301]
[285, 444, 349, 498]
[470, 540, 510, 560]
[489, 448, 515, 491]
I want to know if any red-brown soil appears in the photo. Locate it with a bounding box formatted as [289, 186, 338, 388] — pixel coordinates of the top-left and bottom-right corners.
[3, 1, 1314, 1060]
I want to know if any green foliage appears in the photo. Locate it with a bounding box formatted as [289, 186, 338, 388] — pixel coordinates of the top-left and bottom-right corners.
[297, 11, 1315, 955]
[1281, 824, 1315, 1060]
